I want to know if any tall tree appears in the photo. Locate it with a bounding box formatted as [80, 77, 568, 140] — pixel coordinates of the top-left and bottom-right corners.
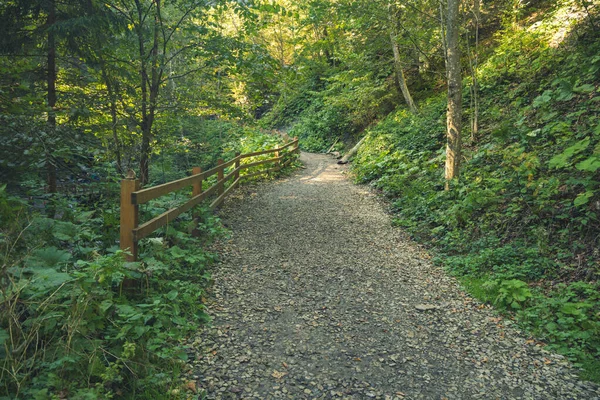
[105, 0, 216, 185]
[388, 3, 418, 114]
[45, 0, 57, 193]
[467, 0, 480, 140]
[445, 0, 462, 188]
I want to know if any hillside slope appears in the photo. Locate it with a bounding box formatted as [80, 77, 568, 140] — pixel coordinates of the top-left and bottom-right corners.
[350, 1, 600, 380]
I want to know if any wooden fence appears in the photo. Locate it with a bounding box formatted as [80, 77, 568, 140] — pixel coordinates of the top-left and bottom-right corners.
[120, 138, 299, 261]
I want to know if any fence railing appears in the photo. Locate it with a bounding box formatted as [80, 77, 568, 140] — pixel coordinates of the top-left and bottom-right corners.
[120, 138, 299, 261]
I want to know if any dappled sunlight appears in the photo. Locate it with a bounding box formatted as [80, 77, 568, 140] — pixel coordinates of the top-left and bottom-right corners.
[299, 162, 346, 183]
[526, 1, 590, 48]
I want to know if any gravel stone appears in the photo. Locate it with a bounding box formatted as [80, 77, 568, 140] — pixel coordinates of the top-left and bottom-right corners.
[187, 153, 600, 399]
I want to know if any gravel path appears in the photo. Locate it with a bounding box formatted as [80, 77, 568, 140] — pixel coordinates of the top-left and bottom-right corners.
[187, 153, 600, 399]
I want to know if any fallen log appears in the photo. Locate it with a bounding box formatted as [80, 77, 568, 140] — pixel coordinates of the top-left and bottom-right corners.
[337, 136, 366, 164]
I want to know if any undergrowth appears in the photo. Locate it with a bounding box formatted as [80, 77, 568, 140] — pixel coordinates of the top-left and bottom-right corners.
[0, 121, 286, 398]
[351, 4, 600, 381]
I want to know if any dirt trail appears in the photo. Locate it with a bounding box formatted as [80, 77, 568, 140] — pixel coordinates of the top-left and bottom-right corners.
[188, 152, 600, 399]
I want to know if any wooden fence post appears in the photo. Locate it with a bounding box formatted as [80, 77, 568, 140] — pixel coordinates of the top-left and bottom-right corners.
[120, 175, 140, 261]
[294, 137, 299, 154]
[192, 167, 202, 237]
[275, 149, 280, 171]
[234, 153, 240, 187]
[192, 167, 203, 197]
[217, 159, 224, 195]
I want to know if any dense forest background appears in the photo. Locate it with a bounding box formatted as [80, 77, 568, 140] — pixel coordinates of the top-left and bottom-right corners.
[1, 0, 599, 398]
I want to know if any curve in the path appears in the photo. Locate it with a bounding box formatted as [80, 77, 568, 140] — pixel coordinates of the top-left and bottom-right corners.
[188, 152, 600, 400]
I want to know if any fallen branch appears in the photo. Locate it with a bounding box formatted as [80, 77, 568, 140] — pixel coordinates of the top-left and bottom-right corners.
[337, 136, 366, 164]
[326, 137, 340, 154]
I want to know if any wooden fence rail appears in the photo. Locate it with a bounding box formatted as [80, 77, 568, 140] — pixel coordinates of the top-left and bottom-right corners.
[120, 138, 299, 261]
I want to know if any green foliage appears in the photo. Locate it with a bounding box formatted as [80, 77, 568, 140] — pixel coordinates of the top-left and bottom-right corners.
[150, 118, 281, 184]
[493, 279, 533, 309]
[0, 191, 218, 398]
[351, 2, 600, 380]
[522, 282, 600, 364]
[288, 98, 352, 152]
[0, 112, 287, 397]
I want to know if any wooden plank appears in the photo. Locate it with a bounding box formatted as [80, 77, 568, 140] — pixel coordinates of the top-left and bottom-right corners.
[220, 155, 240, 170]
[278, 139, 298, 151]
[191, 167, 202, 237]
[132, 172, 201, 204]
[192, 167, 202, 197]
[132, 158, 239, 204]
[217, 159, 224, 195]
[234, 153, 240, 181]
[210, 177, 241, 210]
[133, 167, 238, 241]
[120, 178, 140, 261]
[133, 183, 219, 241]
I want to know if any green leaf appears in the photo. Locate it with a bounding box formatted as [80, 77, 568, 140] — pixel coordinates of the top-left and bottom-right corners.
[166, 290, 178, 300]
[171, 315, 187, 325]
[175, 350, 189, 361]
[554, 78, 574, 101]
[134, 325, 149, 339]
[560, 302, 587, 316]
[28, 246, 71, 268]
[28, 268, 72, 293]
[545, 322, 558, 332]
[116, 304, 137, 318]
[532, 90, 552, 107]
[573, 84, 595, 93]
[549, 138, 590, 169]
[53, 221, 78, 241]
[575, 156, 600, 172]
[574, 191, 594, 207]
[100, 300, 113, 313]
[169, 246, 186, 259]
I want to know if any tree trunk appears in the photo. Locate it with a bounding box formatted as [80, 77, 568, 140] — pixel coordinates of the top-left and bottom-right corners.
[101, 65, 123, 175]
[469, 0, 480, 140]
[323, 26, 334, 66]
[138, 0, 163, 185]
[445, 0, 462, 189]
[46, 0, 57, 193]
[390, 32, 418, 114]
[135, 0, 151, 185]
[472, 0, 480, 138]
[387, 5, 418, 114]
